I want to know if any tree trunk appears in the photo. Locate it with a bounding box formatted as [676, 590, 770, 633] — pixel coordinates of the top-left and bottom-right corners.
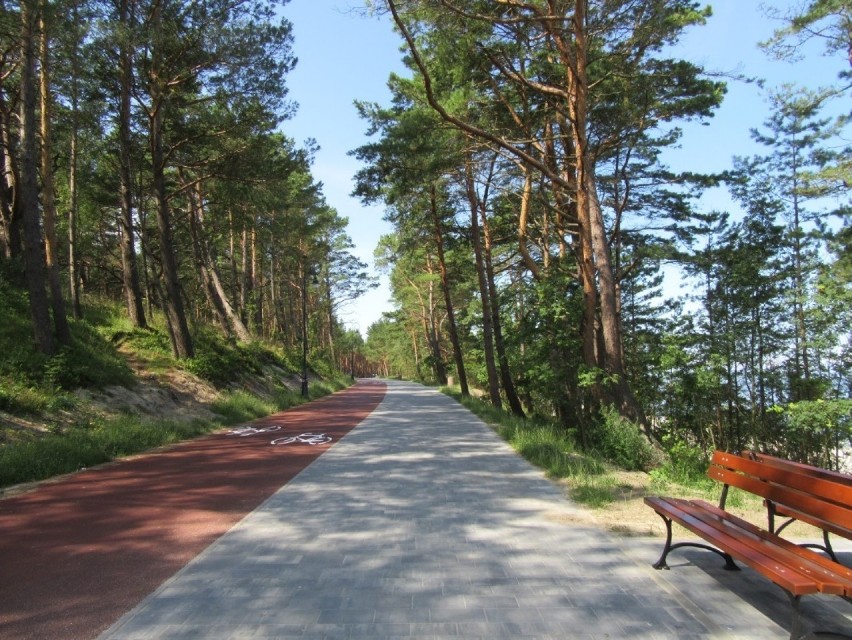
[429, 184, 468, 395]
[408, 269, 447, 384]
[480, 193, 524, 416]
[517, 167, 541, 280]
[585, 167, 647, 426]
[38, 3, 72, 347]
[251, 223, 262, 333]
[186, 179, 251, 342]
[426, 275, 447, 384]
[562, 1, 647, 426]
[148, 2, 192, 359]
[228, 209, 240, 308]
[463, 162, 500, 407]
[324, 269, 336, 364]
[19, 0, 54, 355]
[67, 0, 82, 319]
[0, 85, 19, 260]
[118, 0, 146, 328]
[240, 223, 249, 320]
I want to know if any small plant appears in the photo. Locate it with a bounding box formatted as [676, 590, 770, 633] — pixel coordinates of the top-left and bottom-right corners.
[588, 405, 656, 471]
[212, 390, 277, 424]
[0, 379, 48, 415]
[272, 387, 302, 411]
[570, 474, 618, 508]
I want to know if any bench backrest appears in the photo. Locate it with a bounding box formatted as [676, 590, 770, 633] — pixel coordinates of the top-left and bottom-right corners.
[741, 450, 852, 487]
[709, 450, 852, 540]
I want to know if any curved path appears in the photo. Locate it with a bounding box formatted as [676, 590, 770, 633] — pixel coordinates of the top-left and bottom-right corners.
[0, 381, 386, 640]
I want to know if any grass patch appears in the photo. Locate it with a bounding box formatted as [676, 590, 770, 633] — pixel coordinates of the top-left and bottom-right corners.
[181, 328, 299, 388]
[571, 474, 619, 508]
[213, 374, 351, 424]
[0, 377, 82, 418]
[0, 415, 218, 489]
[442, 388, 616, 507]
[0, 289, 134, 389]
[1, 377, 352, 490]
[0, 278, 353, 489]
[212, 390, 278, 424]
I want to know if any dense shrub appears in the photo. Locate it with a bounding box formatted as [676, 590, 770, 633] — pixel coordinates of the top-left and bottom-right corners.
[588, 405, 656, 471]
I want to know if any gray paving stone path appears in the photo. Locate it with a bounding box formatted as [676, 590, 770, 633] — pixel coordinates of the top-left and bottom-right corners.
[99, 380, 852, 639]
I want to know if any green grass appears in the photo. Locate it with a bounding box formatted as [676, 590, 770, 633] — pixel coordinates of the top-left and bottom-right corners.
[0, 279, 354, 490]
[442, 388, 617, 508]
[0, 375, 352, 490]
[0, 377, 352, 490]
[571, 474, 619, 508]
[441, 389, 775, 517]
[212, 390, 278, 424]
[212, 374, 351, 425]
[0, 415, 219, 488]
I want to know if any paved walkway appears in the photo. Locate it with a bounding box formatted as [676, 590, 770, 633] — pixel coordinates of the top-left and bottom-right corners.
[0, 382, 385, 640]
[98, 380, 851, 639]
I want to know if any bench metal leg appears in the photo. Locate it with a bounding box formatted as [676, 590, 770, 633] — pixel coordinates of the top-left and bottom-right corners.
[784, 591, 852, 640]
[797, 533, 839, 563]
[788, 592, 804, 640]
[650, 512, 740, 571]
[777, 519, 839, 563]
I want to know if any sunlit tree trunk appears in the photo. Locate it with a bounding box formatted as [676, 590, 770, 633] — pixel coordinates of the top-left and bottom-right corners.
[0, 83, 19, 260]
[67, 0, 82, 319]
[481, 197, 524, 415]
[429, 184, 468, 394]
[463, 161, 500, 406]
[186, 178, 250, 342]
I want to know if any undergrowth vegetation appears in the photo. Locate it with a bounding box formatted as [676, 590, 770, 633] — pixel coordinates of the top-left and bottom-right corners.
[0, 287, 349, 491]
[443, 388, 723, 509]
[443, 389, 618, 507]
[0, 416, 215, 488]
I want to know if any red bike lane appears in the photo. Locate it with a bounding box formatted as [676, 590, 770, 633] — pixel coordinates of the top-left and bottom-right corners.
[0, 381, 386, 640]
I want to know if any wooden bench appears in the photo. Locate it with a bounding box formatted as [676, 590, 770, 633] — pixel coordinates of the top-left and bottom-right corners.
[645, 450, 852, 639]
[742, 450, 852, 561]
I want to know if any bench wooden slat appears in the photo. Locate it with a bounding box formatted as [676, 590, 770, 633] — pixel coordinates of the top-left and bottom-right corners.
[738, 451, 852, 542]
[769, 502, 852, 542]
[742, 451, 852, 487]
[712, 451, 852, 511]
[688, 500, 852, 594]
[707, 465, 852, 532]
[645, 496, 821, 596]
[708, 464, 852, 528]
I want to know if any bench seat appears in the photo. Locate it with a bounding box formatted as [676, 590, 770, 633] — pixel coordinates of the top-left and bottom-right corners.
[645, 451, 852, 639]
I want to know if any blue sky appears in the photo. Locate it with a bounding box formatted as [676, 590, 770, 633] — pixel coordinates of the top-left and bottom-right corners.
[279, 1, 847, 336]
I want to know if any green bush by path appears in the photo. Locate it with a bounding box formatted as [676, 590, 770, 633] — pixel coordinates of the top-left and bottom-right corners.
[587, 405, 657, 472]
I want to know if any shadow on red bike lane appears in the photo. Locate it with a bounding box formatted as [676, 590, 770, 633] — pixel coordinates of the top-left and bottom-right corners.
[0, 380, 386, 640]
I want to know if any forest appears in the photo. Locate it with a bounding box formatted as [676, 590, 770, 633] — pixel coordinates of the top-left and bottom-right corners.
[355, 1, 852, 471]
[0, 0, 849, 480]
[0, 0, 377, 381]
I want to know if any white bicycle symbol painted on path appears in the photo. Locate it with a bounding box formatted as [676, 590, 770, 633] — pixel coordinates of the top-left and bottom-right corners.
[227, 425, 282, 437]
[271, 432, 333, 446]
